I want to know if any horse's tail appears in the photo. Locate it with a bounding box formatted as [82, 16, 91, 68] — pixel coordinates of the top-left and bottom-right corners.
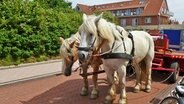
[147, 32, 155, 60]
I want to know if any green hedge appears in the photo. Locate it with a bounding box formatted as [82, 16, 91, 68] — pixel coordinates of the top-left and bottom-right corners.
[0, 0, 117, 66]
[0, 0, 82, 66]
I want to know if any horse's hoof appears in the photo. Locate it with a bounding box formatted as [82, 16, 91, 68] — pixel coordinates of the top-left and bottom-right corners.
[133, 88, 140, 93]
[90, 89, 99, 99]
[119, 98, 127, 104]
[145, 88, 151, 93]
[103, 100, 113, 104]
[104, 95, 113, 104]
[90, 93, 98, 99]
[80, 91, 88, 96]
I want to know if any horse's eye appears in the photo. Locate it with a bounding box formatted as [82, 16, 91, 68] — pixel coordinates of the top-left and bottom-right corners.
[79, 31, 81, 36]
[89, 33, 93, 37]
[67, 49, 71, 53]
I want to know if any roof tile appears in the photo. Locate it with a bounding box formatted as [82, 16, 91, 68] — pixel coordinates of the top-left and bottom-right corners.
[77, 0, 165, 16]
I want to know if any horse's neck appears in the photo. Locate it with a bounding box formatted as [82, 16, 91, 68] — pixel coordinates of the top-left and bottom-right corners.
[115, 25, 129, 38]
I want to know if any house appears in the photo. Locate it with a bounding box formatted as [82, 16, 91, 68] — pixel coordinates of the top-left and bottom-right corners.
[76, 0, 174, 28]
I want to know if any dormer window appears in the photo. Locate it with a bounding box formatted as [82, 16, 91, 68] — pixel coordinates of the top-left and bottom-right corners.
[139, 0, 145, 4]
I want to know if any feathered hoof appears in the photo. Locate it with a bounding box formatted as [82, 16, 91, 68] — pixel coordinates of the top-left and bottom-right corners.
[104, 95, 113, 104]
[90, 93, 99, 99]
[133, 88, 140, 93]
[119, 99, 127, 104]
[145, 88, 151, 93]
[80, 90, 88, 96]
[103, 100, 113, 104]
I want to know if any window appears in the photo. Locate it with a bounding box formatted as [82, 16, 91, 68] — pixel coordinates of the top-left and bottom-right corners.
[112, 11, 117, 16]
[139, 0, 145, 4]
[131, 9, 137, 15]
[145, 17, 151, 23]
[121, 10, 127, 16]
[132, 18, 138, 26]
[137, 8, 143, 15]
[116, 10, 121, 16]
[120, 19, 126, 27]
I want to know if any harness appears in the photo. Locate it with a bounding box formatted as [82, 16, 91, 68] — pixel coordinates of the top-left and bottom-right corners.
[77, 25, 135, 77]
[100, 32, 135, 61]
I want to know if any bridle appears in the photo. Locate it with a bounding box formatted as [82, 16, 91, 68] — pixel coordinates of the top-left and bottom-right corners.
[63, 41, 74, 62]
[77, 38, 96, 52]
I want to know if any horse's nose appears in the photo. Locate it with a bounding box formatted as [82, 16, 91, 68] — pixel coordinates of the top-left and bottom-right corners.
[78, 52, 85, 61]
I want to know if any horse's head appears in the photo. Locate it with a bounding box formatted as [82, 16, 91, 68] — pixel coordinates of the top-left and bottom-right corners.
[77, 13, 103, 62]
[60, 36, 79, 76]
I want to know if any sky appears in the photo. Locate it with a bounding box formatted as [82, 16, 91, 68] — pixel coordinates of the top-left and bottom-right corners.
[67, 0, 184, 23]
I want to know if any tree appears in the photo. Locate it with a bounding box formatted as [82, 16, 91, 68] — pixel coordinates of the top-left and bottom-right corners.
[94, 11, 119, 24]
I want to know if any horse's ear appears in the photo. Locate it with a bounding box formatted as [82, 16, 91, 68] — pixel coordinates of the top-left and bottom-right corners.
[95, 12, 103, 24]
[69, 40, 76, 48]
[59, 37, 65, 44]
[83, 13, 87, 21]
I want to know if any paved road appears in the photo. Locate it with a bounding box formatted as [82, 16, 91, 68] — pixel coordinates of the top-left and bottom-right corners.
[0, 69, 174, 104]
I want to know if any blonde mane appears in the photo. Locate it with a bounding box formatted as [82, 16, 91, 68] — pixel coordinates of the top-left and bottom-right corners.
[97, 18, 129, 42]
[80, 14, 129, 45]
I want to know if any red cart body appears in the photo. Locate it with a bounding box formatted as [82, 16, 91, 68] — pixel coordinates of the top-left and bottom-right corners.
[151, 33, 184, 83]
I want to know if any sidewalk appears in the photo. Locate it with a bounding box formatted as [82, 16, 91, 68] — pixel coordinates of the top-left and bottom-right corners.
[0, 59, 63, 86]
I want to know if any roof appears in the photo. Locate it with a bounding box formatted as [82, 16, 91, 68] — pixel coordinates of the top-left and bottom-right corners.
[77, 4, 93, 15]
[76, 0, 167, 16]
[141, 0, 163, 16]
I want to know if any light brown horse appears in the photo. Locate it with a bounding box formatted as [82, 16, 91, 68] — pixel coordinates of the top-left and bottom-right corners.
[59, 32, 102, 99]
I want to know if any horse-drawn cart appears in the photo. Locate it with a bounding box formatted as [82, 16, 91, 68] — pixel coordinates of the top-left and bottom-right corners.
[151, 33, 184, 83]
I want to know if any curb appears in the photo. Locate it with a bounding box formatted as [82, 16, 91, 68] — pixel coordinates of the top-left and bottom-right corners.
[0, 59, 63, 86]
[0, 59, 62, 70]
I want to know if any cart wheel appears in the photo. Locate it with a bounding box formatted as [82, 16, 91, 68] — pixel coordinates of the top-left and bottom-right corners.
[170, 62, 180, 83]
[160, 96, 179, 104]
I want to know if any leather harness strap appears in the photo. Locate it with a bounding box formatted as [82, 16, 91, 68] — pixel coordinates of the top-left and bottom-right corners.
[128, 33, 135, 56]
[100, 32, 135, 60]
[101, 53, 133, 60]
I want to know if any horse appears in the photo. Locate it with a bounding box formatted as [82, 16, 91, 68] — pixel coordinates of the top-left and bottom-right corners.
[77, 13, 155, 104]
[59, 32, 102, 99]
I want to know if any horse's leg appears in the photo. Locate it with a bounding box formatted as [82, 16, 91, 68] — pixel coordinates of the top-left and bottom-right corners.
[144, 57, 152, 93]
[118, 65, 127, 104]
[80, 67, 89, 96]
[133, 61, 141, 93]
[90, 64, 99, 99]
[104, 65, 116, 104]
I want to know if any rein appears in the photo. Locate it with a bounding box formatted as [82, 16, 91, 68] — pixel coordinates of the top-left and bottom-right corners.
[78, 36, 105, 78]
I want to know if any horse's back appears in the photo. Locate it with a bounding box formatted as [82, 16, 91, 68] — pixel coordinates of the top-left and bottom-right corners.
[130, 31, 153, 45]
[130, 31, 152, 39]
[130, 31, 154, 60]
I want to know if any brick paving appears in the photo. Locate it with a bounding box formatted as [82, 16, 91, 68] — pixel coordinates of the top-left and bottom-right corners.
[0, 69, 172, 104]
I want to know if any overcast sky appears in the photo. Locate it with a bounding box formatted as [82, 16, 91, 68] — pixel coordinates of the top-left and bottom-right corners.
[67, 0, 184, 23]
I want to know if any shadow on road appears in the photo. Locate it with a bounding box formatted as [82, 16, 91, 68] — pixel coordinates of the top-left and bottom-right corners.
[20, 70, 171, 104]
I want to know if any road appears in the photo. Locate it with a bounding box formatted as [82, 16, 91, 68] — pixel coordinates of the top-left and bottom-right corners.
[0, 69, 175, 104]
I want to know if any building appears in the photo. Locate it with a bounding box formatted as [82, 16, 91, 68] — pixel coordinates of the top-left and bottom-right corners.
[76, 0, 174, 28]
